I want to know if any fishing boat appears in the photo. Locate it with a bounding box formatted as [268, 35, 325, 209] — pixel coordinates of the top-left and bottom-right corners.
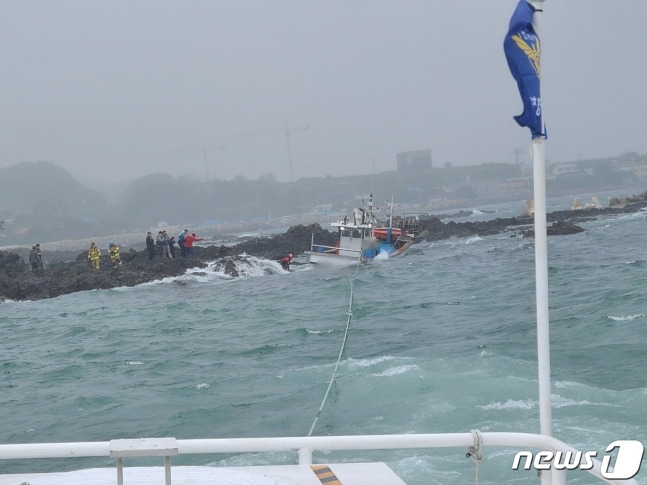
[305, 194, 415, 266]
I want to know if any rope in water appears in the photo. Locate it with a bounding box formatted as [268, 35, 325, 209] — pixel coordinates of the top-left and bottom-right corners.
[307, 259, 362, 437]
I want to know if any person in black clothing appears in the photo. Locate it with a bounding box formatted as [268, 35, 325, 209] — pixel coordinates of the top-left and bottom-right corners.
[35, 244, 43, 268]
[29, 245, 40, 271]
[169, 236, 176, 258]
[146, 231, 155, 260]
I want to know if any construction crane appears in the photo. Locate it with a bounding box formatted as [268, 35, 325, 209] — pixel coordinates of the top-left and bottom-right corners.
[230, 124, 309, 182]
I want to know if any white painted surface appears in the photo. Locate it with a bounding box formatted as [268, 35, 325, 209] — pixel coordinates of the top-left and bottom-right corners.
[0, 462, 405, 485]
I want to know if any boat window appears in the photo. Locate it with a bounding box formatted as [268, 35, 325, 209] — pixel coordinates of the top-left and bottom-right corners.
[340, 228, 352, 238]
[353, 229, 362, 239]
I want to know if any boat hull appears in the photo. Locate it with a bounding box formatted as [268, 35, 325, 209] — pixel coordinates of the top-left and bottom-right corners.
[305, 250, 361, 267]
[306, 237, 412, 266]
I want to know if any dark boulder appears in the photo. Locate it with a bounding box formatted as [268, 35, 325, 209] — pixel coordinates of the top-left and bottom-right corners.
[415, 216, 531, 241]
[521, 221, 585, 238]
[0, 250, 27, 277]
[231, 223, 336, 261]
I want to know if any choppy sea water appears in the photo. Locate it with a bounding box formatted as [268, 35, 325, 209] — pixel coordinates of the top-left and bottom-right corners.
[1, 196, 646, 484]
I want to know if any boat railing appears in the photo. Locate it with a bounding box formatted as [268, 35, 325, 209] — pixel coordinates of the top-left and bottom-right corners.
[308, 237, 363, 259]
[309, 243, 343, 254]
[0, 432, 638, 485]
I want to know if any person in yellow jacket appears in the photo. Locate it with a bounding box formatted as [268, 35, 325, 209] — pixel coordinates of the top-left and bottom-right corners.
[108, 241, 123, 268]
[88, 242, 101, 270]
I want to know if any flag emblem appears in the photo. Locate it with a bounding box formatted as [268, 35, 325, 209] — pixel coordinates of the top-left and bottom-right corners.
[504, 0, 545, 138]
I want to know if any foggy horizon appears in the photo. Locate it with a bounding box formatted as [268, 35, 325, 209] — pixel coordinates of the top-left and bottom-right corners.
[2, 1, 646, 185]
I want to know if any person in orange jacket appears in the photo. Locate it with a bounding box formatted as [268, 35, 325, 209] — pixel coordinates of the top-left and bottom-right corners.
[280, 253, 293, 271]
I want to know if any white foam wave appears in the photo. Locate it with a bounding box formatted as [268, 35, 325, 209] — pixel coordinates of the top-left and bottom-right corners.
[125, 361, 144, 366]
[150, 255, 291, 286]
[290, 355, 405, 374]
[195, 382, 210, 390]
[465, 236, 482, 244]
[207, 255, 286, 278]
[551, 395, 592, 408]
[370, 364, 420, 377]
[345, 355, 405, 368]
[479, 399, 536, 410]
[481, 395, 600, 411]
[554, 380, 576, 389]
[607, 314, 645, 322]
[305, 328, 335, 334]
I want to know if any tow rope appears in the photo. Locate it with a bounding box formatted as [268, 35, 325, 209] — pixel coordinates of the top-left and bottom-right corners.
[307, 259, 361, 437]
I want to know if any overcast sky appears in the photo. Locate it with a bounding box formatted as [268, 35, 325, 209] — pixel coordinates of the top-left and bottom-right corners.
[1, 1, 645, 184]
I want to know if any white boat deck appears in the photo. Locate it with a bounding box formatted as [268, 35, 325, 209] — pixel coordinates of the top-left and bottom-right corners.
[0, 433, 639, 485]
[0, 462, 405, 485]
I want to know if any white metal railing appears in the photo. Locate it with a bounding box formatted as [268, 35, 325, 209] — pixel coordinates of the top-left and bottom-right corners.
[308, 233, 340, 254]
[309, 243, 348, 254]
[0, 432, 640, 485]
[307, 236, 363, 262]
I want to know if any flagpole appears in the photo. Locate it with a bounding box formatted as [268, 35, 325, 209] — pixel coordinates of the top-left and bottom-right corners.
[505, 1, 554, 480]
[527, 0, 551, 438]
[526, 5, 557, 485]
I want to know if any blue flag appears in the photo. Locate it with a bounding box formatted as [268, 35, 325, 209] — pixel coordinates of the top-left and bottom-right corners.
[504, 0, 545, 138]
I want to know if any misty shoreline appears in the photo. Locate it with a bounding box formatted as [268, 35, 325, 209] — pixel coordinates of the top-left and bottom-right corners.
[2, 191, 646, 303]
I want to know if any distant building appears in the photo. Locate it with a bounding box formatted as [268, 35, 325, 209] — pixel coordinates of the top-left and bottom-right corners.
[397, 149, 432, 171]
[634, 164, 647, 182]
[549, 162, 581, 179]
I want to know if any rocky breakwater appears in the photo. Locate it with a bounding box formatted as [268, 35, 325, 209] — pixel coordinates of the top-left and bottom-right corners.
[2, 191, 645, 303]
[413, 190, 646, 242]
[0, 223, 336, 302]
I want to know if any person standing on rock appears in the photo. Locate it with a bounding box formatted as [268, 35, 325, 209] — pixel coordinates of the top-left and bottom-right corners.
[162, 230, 172, 258]
[35, 244, 43, 269]
[108, 241, 123, 268]
[177, 229, 187, 258]
[169, 236, 177, 258]
[88, 242, 101, 270]
[156, 231, 164, 257]
[146, 232, 155, 260]
[183, 232, 203, 260]
[29, 245, 40, 272]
